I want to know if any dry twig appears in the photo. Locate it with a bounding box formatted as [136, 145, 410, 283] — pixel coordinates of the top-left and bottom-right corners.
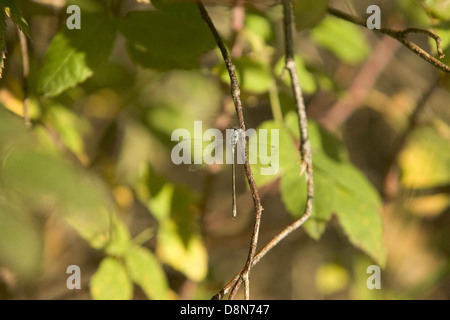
[197, 1, 263, 300]
[328, 7, 450, 73]
[210, 0, 314, 300]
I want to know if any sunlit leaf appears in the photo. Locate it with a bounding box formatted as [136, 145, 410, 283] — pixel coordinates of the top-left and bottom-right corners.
[251, 119, 298, 187]
[45, 105, 90, 156]
[90, 257, 133, 300]
[104, 217, 131, 257]
[2, 0, 30, 37]
[432, 26, 450, 69]
[157, 220, 208, 281]
[399, 125, 450, 188]
[276, 112, 386, 266]
[274, 55, 317, 94]
[148, 183, 174, 221]
[399, 124, 450, 216]
[216, 57, 273, 94]
[245, 13, 273, 41]
[38, 13, 117, 97]
[396, 0, 432, 28]
[311, 16, 370, 64]
[125, 246, 170, 300]
[421, 0, 450, 20]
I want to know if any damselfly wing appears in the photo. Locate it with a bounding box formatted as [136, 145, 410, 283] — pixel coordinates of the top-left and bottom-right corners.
[173, 128, 278, 218]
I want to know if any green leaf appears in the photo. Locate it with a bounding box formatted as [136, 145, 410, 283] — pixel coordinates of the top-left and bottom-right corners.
[399, 124, 450, 188]
[238, 58, 273, 94]
[245, 13, 273, 41]
[148, 183, 174, 221]
[140, 71, 222, 138]
[293, 0, 329, 30]
[0, 8, 6, 78]
[311, 16, 370, 64]
[217, 56, 273, 94]
[421, 0, 450, 20]
[274, 112, 386, 266]
[124, 246, 170, 300]
[104, 217, 131, 257]
[157, 220, 208, 281]
[316, 155, 386, 267]
[45, 105, 90, 156]
[0, 200, 43, 278]
[119, 5, 215, 71]
[90, 257, 133, 300]
[432, 25, 450, 68]
[2, 0, 30, 37]
[2, 148, 114, 249]
[38, 13, 117, 97]
[274, 55, 317, 94]
[251, 119, 299, 187]
[0, 110, 115, 250]
[396, 0, 432, 28]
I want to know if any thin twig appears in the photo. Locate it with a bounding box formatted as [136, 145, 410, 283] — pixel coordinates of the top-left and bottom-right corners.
[212, 211, 314, 300]
[389, 79, 439, 166]
[403, 184, 450, 197]
[384, 78, 439, 199]
[18, 30, 30, 128]
[283, 0, 313, 180]
[328, 7, 450, 73]
[212, 0, 315, 300]
[197, 1, 264, 300]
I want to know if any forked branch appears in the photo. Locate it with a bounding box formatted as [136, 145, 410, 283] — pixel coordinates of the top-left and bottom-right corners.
[210, 0, 315, 300]
[197, 1, 263, 300]
[328, 7, 450, 73]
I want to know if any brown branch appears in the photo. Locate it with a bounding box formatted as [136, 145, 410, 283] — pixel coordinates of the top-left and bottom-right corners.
[197, 1, 263, 300]
[212, 211, 314, 300]
[328, 7, 450, 73]
[211, 0, 315, 300]
[281, 0, 313, 220]
[18, 30, 30, 128]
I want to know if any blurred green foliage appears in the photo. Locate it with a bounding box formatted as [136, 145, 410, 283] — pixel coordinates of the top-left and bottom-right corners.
[0, 0, 449, 300]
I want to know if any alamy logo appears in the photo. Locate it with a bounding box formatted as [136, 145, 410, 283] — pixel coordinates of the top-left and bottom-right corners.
[66, 5, 81, 30]
[366, 265, 381, 289]
[366, 5, 381, 30]
[66, 265, 81, 290]
[171, 121, 279, 175]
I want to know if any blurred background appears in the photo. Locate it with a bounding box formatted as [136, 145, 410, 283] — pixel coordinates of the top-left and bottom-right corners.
[0, 0, 449, 299]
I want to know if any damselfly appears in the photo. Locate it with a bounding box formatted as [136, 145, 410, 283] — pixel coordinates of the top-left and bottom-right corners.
[172, 128, 279, 218]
